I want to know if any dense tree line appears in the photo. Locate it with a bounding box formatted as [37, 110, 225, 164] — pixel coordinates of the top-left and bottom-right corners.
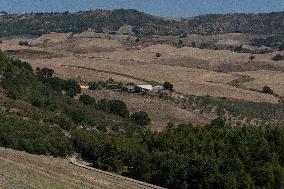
[250, 36, 284, 50]
[0, 53, 142, 135]
[73, 119, 284, 189]
[0, 113, 71, 157]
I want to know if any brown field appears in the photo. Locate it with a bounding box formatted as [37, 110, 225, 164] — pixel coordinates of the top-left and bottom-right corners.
[84, 89, 214, 130]
[1, 32, 283, 128]
[0, 147, 156, 189]
[236, 70, 284, 96]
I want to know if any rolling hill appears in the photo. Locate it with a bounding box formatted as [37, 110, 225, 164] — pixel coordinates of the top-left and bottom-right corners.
[0, 9, 283, 37]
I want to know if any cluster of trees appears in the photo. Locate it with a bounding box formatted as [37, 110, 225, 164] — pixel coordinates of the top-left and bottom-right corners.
[0, 9, 182, 38]
[35, 67, 81, 97]
[250, 36, 284, 51]
[272, 54, 284, 61]
[18, 41, 30, 47]
[73, 119, 284, 189]
[79, 94, 151, 126]
[0, 54, 143, 135]
[263, 86, 274, 95]
[0, 113, 72, 157]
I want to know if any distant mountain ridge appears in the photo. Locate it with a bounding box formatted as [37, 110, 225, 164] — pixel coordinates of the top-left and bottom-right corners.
[0, 9, 283, 37]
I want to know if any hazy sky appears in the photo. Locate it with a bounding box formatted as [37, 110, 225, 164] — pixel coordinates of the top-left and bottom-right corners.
[0, 0, 283, 17]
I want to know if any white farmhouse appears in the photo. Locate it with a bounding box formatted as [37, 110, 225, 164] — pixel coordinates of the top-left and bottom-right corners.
[137, 85, 153, 91]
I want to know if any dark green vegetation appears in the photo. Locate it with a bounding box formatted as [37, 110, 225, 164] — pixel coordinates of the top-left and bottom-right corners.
[88, 82, 98, 90]
[18, 41, 30, 47]
[163, 81, 174, 90]
[130, 111, 151, 126]
[0, 10, 283, 37]
[156, 52, 162, 58]
[73, 121, 284, 189]
[250, 36, 284, 50]
[272, 54, 284, 61]
[263, 86, 274, 95]
[0, 53, 143, 156]
[97, 99, 130, 118]
[0, 113, 71, 157]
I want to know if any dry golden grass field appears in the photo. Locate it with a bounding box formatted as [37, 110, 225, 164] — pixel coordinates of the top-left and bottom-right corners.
[1, 32, 283, 128]
[0, 147, 157, 189]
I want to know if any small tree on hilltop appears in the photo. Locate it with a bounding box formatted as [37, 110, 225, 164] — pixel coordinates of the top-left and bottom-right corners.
[249, 55, 255, 62]
[163, 81, 174, 91]
[272, 54, 284, 61]
[18, 41, 30, 47]
[131, 111, 151, 126]
[262, 86, 274, 95]
[178, 40, 184, 48]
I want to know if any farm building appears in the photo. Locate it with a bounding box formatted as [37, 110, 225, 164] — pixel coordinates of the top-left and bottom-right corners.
[137, 85, 153, 91]
[152, 85, 164, 92]
[80, 84, 89, 89]
[122, 85, 136, 92]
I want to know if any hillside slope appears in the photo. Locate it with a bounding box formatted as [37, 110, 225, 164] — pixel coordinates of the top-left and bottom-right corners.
[0, 9, 283, 37]
[0, 147, 157, 189]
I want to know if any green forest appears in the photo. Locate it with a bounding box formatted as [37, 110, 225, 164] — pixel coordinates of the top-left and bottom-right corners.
[0, 53, 284, 188]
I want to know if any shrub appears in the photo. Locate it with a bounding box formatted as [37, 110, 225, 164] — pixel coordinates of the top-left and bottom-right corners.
[278, 44, 284, 51]
[272, 54, 284, 61]
[88, 82, 98, 90]
[262, 86, 274, 95]
[178, 40, 184, 48]
[97, 99, 111, 113]
[156, 53, 161, 58]
[209, 117, 226, 128]
[131, 111, 151, 126]
[62, 79, 81, 97]
[79, 94, 96, 105]
[96, 125, 107, 132]
[18, 41, 30, 47]
[109, 100, 129, 118]
[163, 81, 173, 90]
[49, 115, 73, 130]
[249, 55, 256, 62]
[179, 33, 188, 38]
[67, 108, 87, 124]
[35, 67, 54, 81]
